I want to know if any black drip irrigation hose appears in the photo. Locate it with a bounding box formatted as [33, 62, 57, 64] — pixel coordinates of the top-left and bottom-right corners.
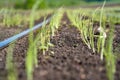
[0, 17, 51, 49]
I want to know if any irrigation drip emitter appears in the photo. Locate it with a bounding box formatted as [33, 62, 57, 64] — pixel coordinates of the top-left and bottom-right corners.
[0, 17, 51, 49]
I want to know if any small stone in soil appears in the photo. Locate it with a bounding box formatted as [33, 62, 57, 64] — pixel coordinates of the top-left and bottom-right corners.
[80, 73, 86, 79]
[39, 70, 48, 76]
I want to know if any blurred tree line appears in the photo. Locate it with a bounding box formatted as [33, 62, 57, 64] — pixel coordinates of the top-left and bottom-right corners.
[14, 0, 119, 9]
[85, 0, 108, 1]
[15, 0, 48, 9]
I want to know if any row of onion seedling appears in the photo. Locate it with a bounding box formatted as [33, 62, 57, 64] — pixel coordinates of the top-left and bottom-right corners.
[5, 7, 63, 80]
[0, 8, 53, 28]
[4, 0, 63, 80]
[67, 4, 117, 80]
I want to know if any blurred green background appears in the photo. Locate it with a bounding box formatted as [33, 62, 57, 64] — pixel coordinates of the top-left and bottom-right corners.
[0, 0, 120, 9]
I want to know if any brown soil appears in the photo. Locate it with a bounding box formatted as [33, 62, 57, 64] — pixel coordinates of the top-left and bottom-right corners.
[0, 13, 120, 80]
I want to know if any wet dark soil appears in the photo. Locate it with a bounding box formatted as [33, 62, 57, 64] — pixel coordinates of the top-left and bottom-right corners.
[0, 13, 120, 80]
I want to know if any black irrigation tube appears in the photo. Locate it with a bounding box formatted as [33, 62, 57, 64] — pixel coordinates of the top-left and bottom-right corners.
[0, 17, 51, 49]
